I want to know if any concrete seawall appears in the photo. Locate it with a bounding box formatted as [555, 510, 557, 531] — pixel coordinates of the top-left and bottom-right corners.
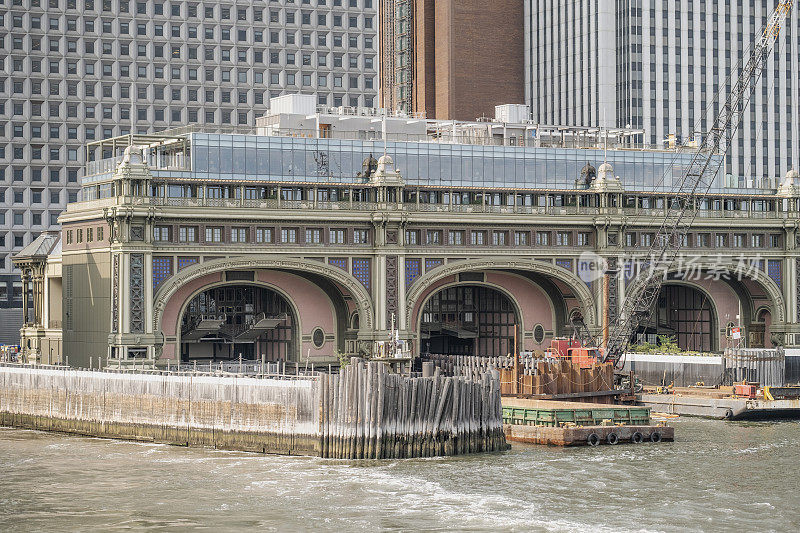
[0, 365, 321, 455]
[0, 362, 506, 458]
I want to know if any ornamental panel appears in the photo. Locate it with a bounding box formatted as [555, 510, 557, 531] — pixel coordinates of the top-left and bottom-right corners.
[796, 259, 800, 322]
[111, 254, 119, 334]
[386, 255, 398, 326]
[129, 226, 144, 241]
[63, 265, 73, 331]
[130, 253, 145, 334]
[606, 257, 619, 323]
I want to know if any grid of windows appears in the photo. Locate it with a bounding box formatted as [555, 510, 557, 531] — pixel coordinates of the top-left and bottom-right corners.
[352, 257, 371, 290]
[205, 226, 222, 243]
[527, 2, 799, 189]
[405, 258, 421, 288]
[0, 0, 378, 280]
[152, 256, 173, 290]
[178, 226, 197, 242]
[153, 225, 170, 241]
[329, 228, 345, 244]
[424, 258, 443, 272]
[177, 256, 198, 271]
[281, 228, 297, 244]
[352, 229, 368, 244]
[328, 257, 348, 271]
[230, 227, 248, 243]
[555, 258, 573, 272]
[767, 259, 783, 289]
[306, 228, 322, 244]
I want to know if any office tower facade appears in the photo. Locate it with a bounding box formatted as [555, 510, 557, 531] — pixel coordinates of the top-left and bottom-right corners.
[526, 0, 799, 189]
[379, 0, 525, 121]
[0, 0, 378, 341]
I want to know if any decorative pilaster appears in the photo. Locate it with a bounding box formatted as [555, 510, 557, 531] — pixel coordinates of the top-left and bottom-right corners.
[386, 255, 398, 327]
[796, 258, 800, 324]
[21, 270, 30, 327]
[606, 257, 619, 324]
[129, 253, 145, 334]
[111, 254, 120, 334]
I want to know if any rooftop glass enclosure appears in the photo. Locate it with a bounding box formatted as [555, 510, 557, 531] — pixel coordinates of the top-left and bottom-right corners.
[189, 134, 732, 193]
[84, 132, 751, 194]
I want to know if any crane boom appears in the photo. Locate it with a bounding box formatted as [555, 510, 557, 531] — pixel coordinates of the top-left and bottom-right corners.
[602, 1, 794, 366]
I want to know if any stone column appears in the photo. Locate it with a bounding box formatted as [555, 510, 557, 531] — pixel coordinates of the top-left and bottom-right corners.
[21, 270, 30, 327]
[33, 272, 43, 326]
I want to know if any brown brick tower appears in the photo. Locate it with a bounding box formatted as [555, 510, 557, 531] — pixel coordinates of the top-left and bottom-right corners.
[380, 0, 525, 121]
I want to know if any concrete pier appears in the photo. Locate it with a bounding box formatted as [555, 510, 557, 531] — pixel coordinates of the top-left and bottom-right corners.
[0, 363, 506, 458]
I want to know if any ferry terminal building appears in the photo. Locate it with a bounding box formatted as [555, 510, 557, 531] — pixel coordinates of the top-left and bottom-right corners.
[13, 97, 800, 367]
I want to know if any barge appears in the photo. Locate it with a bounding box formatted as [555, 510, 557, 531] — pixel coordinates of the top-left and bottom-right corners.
[502, 398, 674, 446]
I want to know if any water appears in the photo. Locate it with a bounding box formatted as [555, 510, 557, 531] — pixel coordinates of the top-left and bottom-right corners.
[1, 418, 799, 532]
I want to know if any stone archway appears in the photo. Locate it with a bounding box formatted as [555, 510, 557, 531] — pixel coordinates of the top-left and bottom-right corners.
[648, 281, 721, 352]
[176, 281, 301, 362]
[625, 261, 787, 349]
[625, 260, 785, 324]
[416, 281, 524, 357]
[405, 259, 597, 355]
[152, 257, 376, 362]
[405, 258, 597, 332]
[153, 256, 376, 335]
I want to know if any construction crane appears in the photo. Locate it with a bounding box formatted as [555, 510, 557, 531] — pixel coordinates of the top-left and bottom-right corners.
[600, 1, 795, 366]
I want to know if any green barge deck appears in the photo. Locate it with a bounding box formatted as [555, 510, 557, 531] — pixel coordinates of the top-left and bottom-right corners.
[502, 398, 673, 446]
[503, 398, 652, 427]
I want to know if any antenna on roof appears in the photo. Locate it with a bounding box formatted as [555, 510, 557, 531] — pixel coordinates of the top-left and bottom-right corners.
[603, 108, 608, 164]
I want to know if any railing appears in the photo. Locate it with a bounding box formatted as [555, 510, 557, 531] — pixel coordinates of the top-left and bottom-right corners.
[85, 155, 125, 176]
[70, 194, 800, 219]
[0, 360, 319, 379]
[85, 153, 191, 177]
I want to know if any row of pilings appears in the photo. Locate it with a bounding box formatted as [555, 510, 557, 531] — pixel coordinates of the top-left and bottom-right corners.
[319, 360, 507, 459]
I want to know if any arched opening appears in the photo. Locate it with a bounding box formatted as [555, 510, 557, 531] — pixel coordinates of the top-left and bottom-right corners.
[419, 285, 518, 357]
[179, 284, 297, 362]
[636, 284, 717, 352]
[749, 308, 773, 348]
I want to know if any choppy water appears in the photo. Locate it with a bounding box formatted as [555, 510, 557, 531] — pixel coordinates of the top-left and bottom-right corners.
[1, 418, 799, 532]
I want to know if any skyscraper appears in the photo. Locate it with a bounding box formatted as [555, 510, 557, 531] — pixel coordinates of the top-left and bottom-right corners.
[0, 0, 378, 341]
[380, 0, 525, 121]
[526, 0, 799, 189]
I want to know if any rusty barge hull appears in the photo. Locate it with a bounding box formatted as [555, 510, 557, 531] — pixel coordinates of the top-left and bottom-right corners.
[501, 398, 673, 446]
[505, 423, 674, 446]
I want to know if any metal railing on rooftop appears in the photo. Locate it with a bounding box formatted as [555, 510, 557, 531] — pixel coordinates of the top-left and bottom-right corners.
[69, 195, 800, 220]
